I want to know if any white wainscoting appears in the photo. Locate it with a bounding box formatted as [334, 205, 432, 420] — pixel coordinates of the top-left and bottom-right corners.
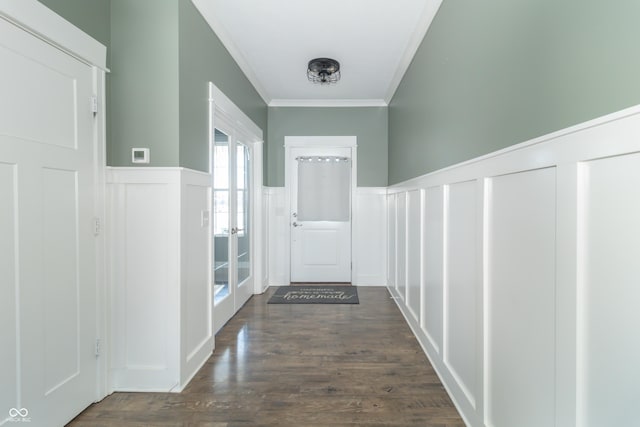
[578, 153, 640, 427]
[406, 190, 421, 320]
[486, 168, 556, 427]
[423, 186, 444, 354]
[107, 167, 213, 392]
[444, 180, 480, 410]
[265, 187, 387, 286]
[354, 188, 387, 286]
[387, 193, 396, 290]
[265, 187, 288, 286]
[260, 187, 270, 292]
[387, 105, 640, 427]
[396, 192, 407, 299]
[0, 163, 17, 422]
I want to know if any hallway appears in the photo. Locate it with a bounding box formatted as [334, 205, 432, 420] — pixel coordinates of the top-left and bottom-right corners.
[69, 287, 464, 426]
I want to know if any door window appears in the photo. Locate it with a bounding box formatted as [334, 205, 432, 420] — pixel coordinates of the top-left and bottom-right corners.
[297, 156, 351, 221]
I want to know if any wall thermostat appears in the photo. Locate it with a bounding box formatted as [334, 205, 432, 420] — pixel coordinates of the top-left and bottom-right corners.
[132, 148, 150, 164]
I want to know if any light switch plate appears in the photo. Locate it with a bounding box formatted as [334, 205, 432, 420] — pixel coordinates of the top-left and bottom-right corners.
[201, 210, 210, 227]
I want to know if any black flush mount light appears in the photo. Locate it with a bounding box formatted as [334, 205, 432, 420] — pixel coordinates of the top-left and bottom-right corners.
[307, 58, 341, 85]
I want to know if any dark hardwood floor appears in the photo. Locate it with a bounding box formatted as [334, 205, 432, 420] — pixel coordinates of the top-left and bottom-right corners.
[69, 287, 465, 426]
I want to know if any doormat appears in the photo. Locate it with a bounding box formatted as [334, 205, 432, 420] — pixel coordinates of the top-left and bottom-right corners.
[267, 286, 359, 304]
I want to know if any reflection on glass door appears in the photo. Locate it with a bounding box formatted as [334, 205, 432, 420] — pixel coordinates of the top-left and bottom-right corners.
[213, 130, 230, 304]
[236, 143, 251, 286]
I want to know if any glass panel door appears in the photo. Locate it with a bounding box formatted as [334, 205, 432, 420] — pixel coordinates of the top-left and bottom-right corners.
[212, 130, 254, 333]
[213, 130, 231, 307]
[236, 143, 250, 284]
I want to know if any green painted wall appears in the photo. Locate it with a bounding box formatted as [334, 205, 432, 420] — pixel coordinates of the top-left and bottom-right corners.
[38, 0, 110, 49]
[388, 0, 640, 184]
[267, 107, 388, 187]
[109, 0, 180, 167]
[178, 0, 267, 172]
[38, 0, 113, 168]
[40, 0, 266, 170]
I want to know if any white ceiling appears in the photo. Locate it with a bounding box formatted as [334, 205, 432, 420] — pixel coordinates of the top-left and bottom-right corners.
[191, 0, 442, 107]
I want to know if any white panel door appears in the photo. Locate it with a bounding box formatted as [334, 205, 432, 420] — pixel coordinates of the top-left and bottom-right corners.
[0, 17, 97, 426]
[290, 147, 352, 283]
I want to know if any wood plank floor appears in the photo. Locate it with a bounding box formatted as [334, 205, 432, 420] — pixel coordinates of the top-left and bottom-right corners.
[69, 287, 465, 426]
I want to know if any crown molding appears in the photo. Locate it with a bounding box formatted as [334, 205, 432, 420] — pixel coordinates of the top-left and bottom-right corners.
[269, 99, 388, 108]
[191, 0, 272, 105]
[384, 0, 443, 104]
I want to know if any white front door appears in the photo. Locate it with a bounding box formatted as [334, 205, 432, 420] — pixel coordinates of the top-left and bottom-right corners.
[290, 146, 353, 283]
[0, 16, 98, 426]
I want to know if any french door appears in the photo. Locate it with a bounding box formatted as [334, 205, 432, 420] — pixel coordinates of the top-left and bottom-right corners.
[212, 123, 253, 333]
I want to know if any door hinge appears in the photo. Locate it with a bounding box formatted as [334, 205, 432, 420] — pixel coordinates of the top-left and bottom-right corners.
[93, 217, 101, 236]
[91, 96, 98, 115]
[95, 338, 101, 358]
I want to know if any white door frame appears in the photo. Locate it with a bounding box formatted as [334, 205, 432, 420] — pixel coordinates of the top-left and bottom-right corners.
[209, 83, 263, 332]
[284, 136, 357, 285]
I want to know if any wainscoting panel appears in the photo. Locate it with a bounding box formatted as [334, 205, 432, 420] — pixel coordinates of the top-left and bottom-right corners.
[183, 184, 209, 361]
[387, 193, 396, 289]
[0, 163, 17, 415]
[354, 188, 387, 286]
[444, 180, 479, 409]
[111, 179, 178, 390]
[387, 105, 640, 427]
[181, 171, 213, 387]
[422, 186, 444, 354]
[396, 192, 407, 300]
[124, 183, 172, 369]
[261, 189, 269, 291]
[578, 152, 640, 427]
[266, 187, 287, 286]
[108, 168, 213, 392]
[406, 190, 422, 321]
[485, 168, 556, 427]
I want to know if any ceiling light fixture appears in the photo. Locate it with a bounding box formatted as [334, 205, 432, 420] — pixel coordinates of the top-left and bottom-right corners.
[307, 58, 341, 85]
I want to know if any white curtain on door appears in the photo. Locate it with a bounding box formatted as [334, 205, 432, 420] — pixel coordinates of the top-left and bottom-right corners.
[297, 157, 350, 221]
